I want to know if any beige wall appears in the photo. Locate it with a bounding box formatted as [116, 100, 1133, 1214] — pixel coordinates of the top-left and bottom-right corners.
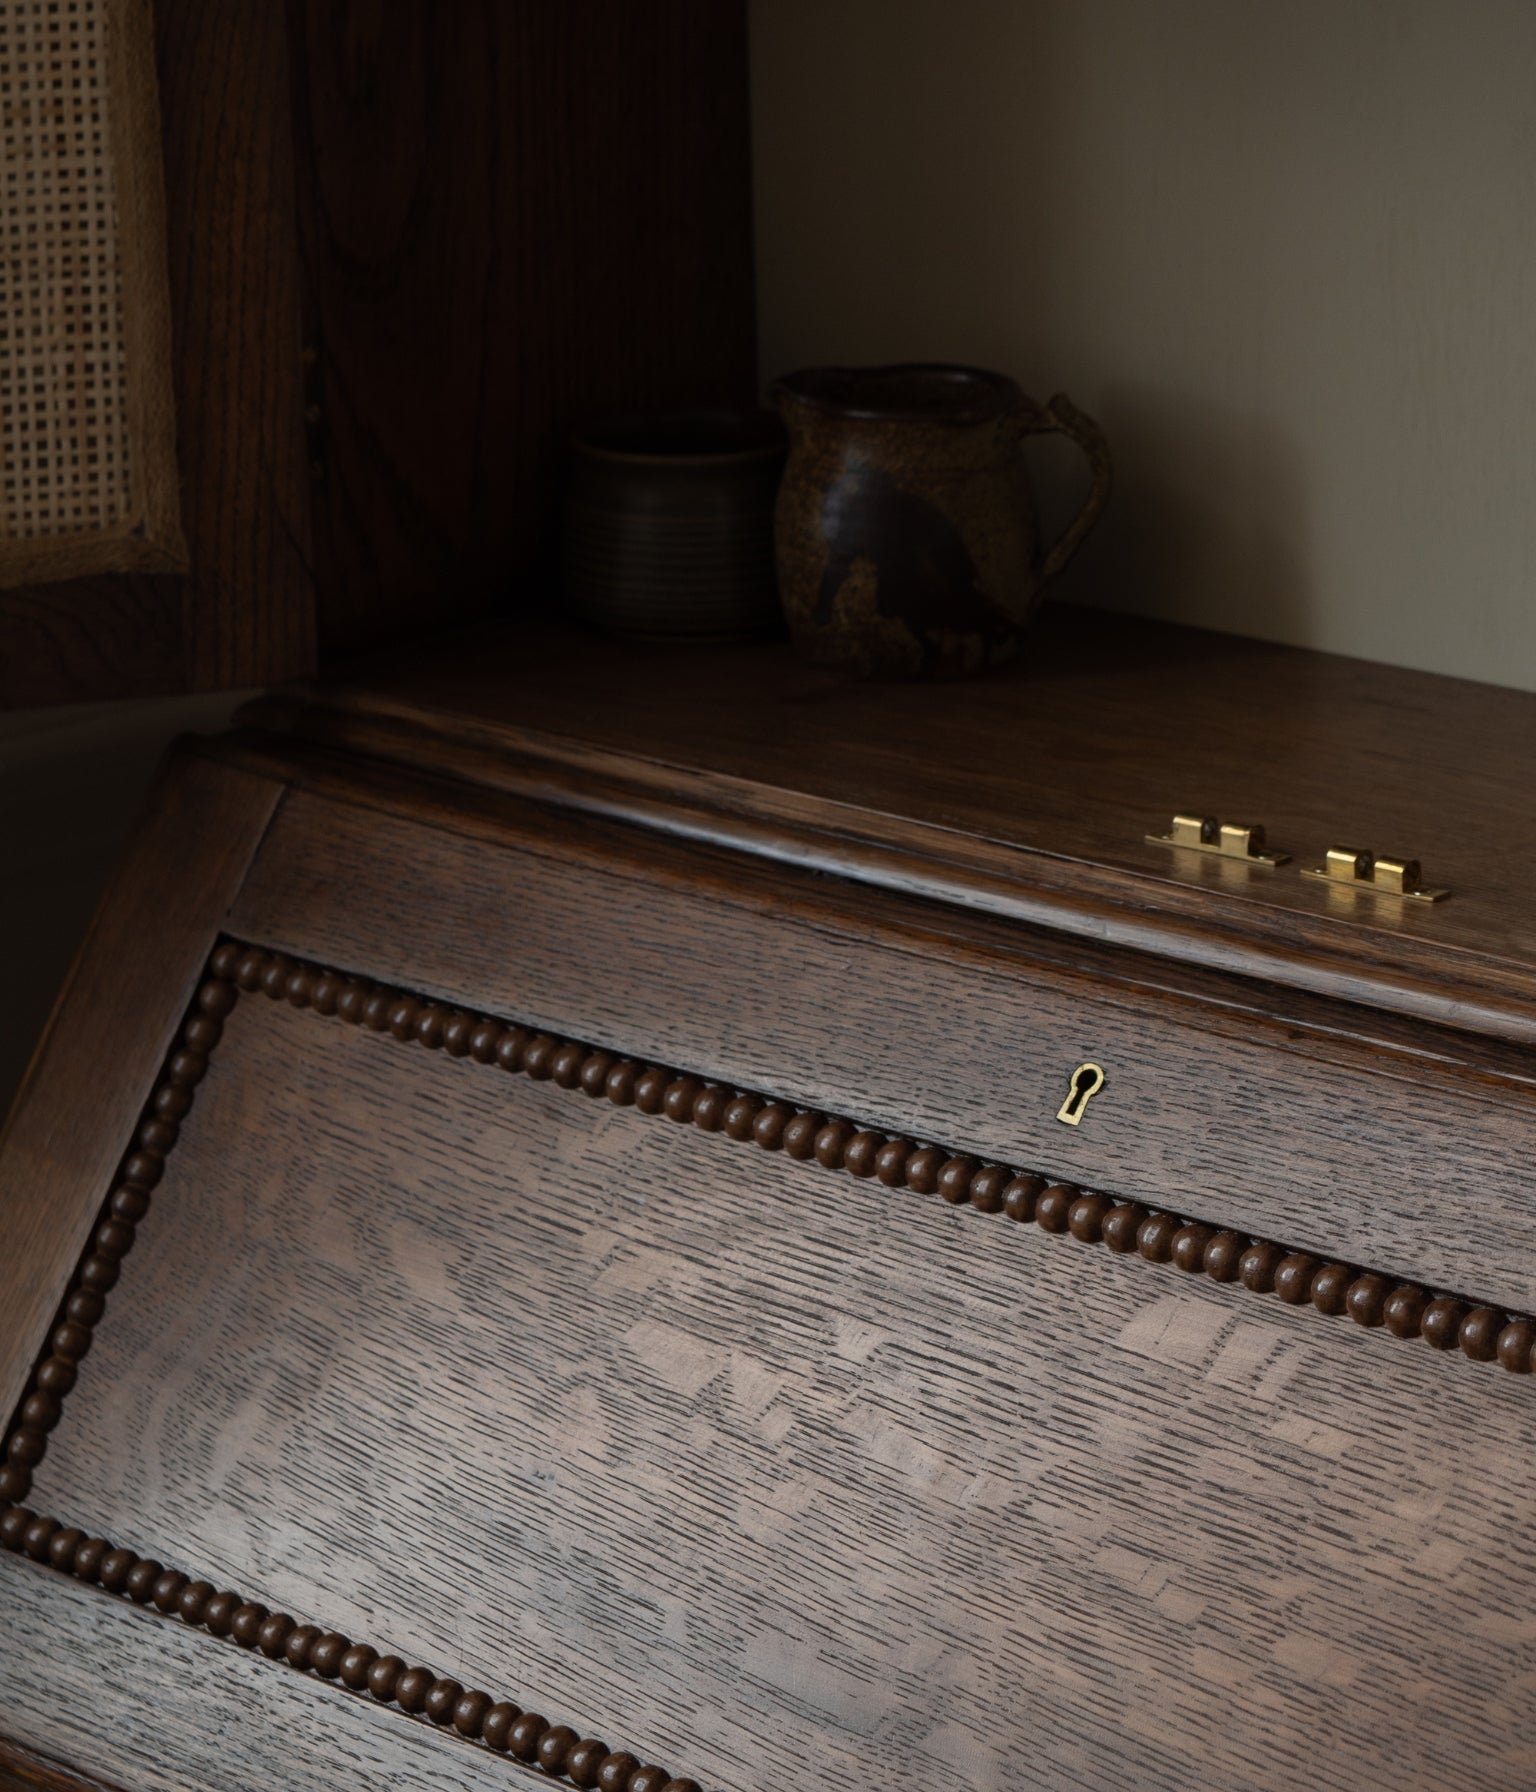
[751, 0, 1536, 688]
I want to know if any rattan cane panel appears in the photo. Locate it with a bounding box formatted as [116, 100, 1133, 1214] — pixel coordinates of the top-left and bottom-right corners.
[0, 0, 182, 583]
[2, 0, 130, 534]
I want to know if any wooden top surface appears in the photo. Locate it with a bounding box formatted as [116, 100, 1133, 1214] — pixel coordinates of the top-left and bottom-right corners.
[245, 605, 1536, 1041]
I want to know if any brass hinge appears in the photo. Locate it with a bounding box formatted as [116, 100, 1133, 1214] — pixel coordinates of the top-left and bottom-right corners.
[1145, 813, 1289, 867]
[1300, 848, 1449, 903]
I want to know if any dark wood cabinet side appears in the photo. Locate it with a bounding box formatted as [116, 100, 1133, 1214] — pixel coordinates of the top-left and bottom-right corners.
[0, 1, 757, 706]
[289, 0, 758, 656]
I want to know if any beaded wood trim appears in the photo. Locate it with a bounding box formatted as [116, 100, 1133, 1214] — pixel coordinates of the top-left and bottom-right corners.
[0, 945, 702, 1792]
[4, 939, 1535, 1792]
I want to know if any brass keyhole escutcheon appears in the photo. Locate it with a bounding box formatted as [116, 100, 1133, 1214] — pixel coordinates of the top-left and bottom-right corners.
[1056, 1062, 1105, 1126]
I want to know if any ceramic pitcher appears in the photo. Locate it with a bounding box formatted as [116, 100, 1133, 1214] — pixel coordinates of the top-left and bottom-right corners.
[773, 364, 1110, 678]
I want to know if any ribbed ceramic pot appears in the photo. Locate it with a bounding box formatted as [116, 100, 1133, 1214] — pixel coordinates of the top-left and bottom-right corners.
[773, 364, 1110, 679]
[562, 410, 787, 638]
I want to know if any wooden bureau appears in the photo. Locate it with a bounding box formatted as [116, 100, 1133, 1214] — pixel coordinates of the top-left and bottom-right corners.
[3, 605, 1535, 1791]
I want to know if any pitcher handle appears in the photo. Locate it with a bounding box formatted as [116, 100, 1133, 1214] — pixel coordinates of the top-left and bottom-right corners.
[1024, 392, 1112, 584]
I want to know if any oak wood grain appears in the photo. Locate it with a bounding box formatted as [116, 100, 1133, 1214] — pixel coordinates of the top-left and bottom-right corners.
[226, 785, 1536, 1315]
[157, 0, 314, 693]
[243, 605, 1536, 1043]
[0, 1553, 545, 1792]
[0, 752, 282, 1425]
[30, 992, 1536, 1792]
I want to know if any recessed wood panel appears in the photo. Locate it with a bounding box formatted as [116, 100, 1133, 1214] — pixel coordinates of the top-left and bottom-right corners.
[30, 989, 1536, 1792]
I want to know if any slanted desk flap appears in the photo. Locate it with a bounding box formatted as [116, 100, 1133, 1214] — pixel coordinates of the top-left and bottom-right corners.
[13, 945, 1536, 1792]
[6, 762, 1536, 1792]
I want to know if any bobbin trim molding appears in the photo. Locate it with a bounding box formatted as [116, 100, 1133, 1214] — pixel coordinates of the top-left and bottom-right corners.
[0, 944, 702, 1792]
[0, 1504, 696, 1792]
[6, 938, 1536, 1792]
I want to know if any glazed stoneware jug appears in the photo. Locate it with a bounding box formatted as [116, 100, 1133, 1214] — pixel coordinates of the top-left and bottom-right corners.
[773, 364, 1111, 678]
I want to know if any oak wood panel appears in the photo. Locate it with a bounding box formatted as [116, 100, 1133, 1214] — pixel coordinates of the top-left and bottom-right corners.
[32, 995, 1536, 1792]
[0, 1554, 544, 1792]
[288, 0, 757, 655]
[0, 753, 282, 1424]
[246, 605, 1536, 1041]
[0, 0, 315, 707]
[227, 787, 1536, 1314]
